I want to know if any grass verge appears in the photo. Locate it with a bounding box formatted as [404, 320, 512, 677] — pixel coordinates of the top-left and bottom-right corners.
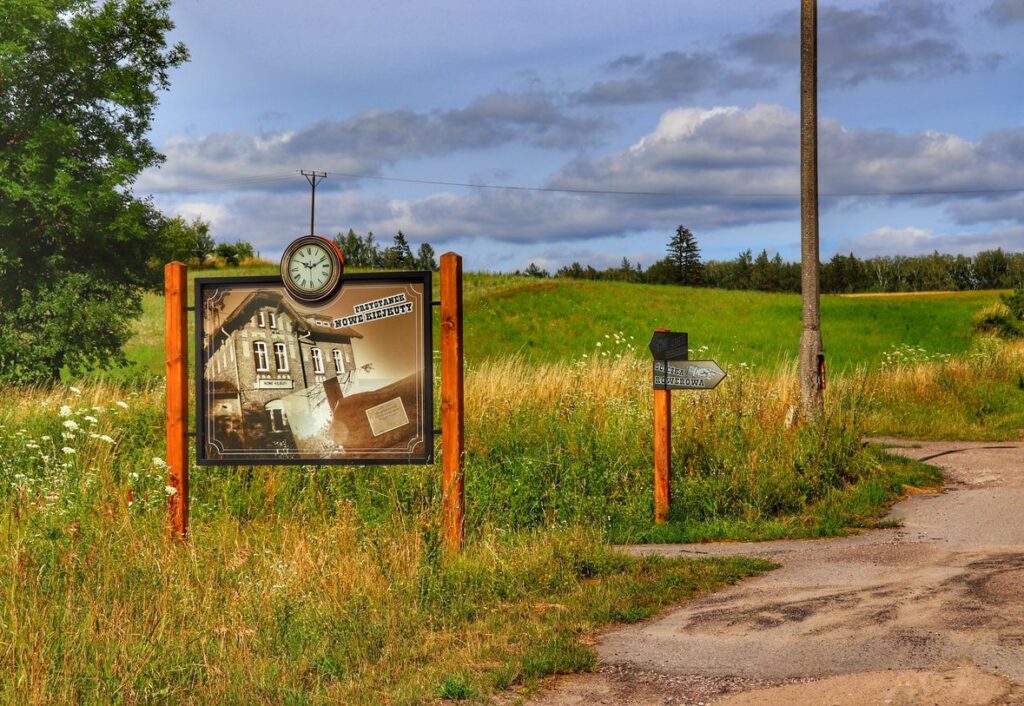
[1, 507, 771, 704]
[622, 451, 942, 543]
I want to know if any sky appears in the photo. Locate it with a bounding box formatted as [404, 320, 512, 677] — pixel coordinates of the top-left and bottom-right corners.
[138, 0, 1024, 272]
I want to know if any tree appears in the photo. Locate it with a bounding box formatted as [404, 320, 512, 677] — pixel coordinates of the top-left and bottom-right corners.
[160, 216, 214, 264]
[975, 249, 1010, 289]
[522, 263, 549, 278]
[666, 225, 704, 285]
[334, 228, 383, 268]
[384, 231, 415, 269]
[733, 249, 754, 290]
[415, 242, 438, 271]
[214, 240, 255, 267]
[0, 0, 188, 383]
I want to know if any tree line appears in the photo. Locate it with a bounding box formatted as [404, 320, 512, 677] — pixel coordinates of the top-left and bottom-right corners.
[533, 226, 1024, 293]
[333, 230, 439, 271]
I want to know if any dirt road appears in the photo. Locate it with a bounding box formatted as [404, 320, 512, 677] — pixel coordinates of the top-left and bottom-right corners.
[528, 440, 1024, 705]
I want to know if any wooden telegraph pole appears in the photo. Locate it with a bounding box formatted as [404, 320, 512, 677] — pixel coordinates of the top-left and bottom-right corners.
[164, 262, 189, 540]
[440, 253, 465, 551]
[799, 0, 824, 419]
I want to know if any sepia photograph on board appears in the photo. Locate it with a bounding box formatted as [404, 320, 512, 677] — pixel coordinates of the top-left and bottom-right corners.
[195, 273, 433, 464]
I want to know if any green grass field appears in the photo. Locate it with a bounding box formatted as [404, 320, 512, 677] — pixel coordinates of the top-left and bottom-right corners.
[121, 267, 1005, 381]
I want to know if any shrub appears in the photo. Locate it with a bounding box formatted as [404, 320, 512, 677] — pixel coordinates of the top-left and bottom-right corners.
[972, 302, 1021, 339]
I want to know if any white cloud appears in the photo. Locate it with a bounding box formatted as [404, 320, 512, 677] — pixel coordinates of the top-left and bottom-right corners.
[839, 224, 1024, 257]
[170, 202, 232, 230]
[139, 92, 608, 193]
[727, 0, 986, 88]
[148, 103, 1024, 263]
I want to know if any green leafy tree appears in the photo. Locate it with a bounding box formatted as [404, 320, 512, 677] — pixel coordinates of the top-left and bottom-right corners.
[335, 229, 378, 268]
[733, 249, 754, 290]
[161, 216, 214, 264]
[414, 242, 438, 271]
[0, 0, 188, 383]
[214, 240, 255, 267]
[975, 249, 1011, 289]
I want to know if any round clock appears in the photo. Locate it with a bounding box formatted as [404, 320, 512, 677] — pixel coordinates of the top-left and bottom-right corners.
[281, 235, 344, 302]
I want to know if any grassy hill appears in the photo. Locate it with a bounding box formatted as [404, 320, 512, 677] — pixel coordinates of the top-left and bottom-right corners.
[121, 266, 1003, 380]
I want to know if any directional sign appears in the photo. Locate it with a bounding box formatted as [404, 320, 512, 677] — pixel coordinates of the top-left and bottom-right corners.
[653, 359, 726, 390]
[648, 331, 688, 361]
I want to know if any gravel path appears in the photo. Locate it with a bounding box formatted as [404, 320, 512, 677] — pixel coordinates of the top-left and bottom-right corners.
[526, 439, 1024, 705]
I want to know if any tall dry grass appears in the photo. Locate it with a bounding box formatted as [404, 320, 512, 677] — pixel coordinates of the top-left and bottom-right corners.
[3, 342, 1017, 701]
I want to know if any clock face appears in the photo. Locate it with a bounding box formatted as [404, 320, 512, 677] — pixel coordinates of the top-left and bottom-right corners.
[287, 242, 333, 292]
[281, 236, 343, 302]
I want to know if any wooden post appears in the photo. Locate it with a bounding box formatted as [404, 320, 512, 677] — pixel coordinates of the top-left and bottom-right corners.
[165, 262, 189, 541]
[440, 253, 465, 551]
[653, 328, 671, 524]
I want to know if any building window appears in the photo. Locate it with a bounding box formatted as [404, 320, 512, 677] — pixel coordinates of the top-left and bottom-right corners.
[254, 341, 269, 372]
[257, 311, 266, 328]
[269, 313, 277, 329]
[274, 342, 288, 372]
[311, 347, 324, 374]
[332, 349, 346, 374]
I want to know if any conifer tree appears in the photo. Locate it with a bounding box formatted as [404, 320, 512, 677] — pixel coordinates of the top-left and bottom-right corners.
[667, 225, 704, 285]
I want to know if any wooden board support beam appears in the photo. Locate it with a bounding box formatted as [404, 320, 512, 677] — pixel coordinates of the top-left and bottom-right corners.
[165, 262, 189, 541]
[440, 253, 465, 551]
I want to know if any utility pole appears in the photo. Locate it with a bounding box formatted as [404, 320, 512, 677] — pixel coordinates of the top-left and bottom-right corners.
[799, 0, 824, 419]
[300, 170, 327, 235]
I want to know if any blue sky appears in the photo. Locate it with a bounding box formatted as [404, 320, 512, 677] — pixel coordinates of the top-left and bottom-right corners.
[138, 0, 1024, 271]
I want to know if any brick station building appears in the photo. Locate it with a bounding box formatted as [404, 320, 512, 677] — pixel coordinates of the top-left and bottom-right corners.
[202, 290, 362, 453]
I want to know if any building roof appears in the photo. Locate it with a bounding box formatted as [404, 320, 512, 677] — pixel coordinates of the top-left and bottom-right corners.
[204, 289, 362, 358]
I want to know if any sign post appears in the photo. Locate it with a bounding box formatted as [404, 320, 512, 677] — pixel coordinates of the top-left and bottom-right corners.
[165, 262, 189, 541]
[440, 252, 465, 551]
[649, 329, 685, 524]
[648, 329, 726, 525]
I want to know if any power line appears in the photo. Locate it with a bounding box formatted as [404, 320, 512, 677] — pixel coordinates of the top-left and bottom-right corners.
[142, 169, 1024, 199]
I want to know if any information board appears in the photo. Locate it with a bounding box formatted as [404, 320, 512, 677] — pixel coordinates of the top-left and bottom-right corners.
[195, 273, 433, 465]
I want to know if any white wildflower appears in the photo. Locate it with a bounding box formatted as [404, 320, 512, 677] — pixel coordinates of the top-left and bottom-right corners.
[61, 432, 75, 441]
[59, 405, 73, 417]
[152, 457, 167, 468]
[115, 401, 129, 409]
[165, 485, 178, 495]
[25, 442, 40, 449]
[98, 435, 115, 444]
[62, 447, 75, 455]
[63, 420, 79, 431]
[69, 386, 82, 395]
[84, 415, 98, 424]
[40, 435, 51, 441]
